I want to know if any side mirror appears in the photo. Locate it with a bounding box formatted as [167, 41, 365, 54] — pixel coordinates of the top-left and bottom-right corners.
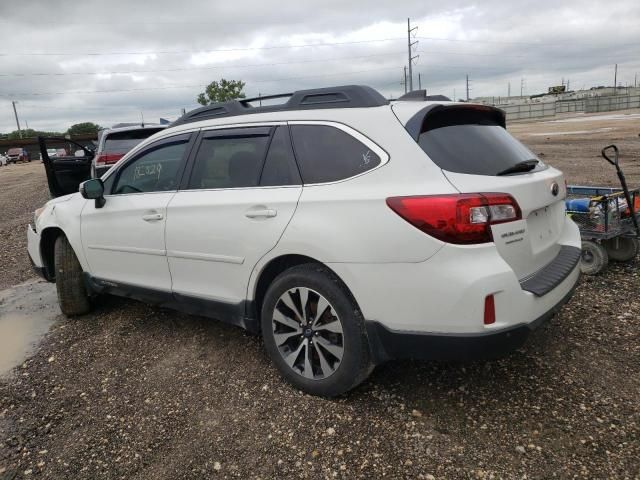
[79, 178, 106, 208]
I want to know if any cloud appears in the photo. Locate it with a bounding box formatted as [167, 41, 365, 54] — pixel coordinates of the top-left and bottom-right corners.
[0, 0, 638, 132]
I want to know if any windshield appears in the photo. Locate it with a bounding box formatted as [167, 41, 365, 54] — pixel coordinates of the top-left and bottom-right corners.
[416, 107, 545, 176]
[102, 128, 164, 155]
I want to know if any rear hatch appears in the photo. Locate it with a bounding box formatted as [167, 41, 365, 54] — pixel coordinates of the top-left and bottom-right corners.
[394, 103, 565, 280]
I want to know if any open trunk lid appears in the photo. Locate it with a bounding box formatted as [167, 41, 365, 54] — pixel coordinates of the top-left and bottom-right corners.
[395, 102, 567, 280]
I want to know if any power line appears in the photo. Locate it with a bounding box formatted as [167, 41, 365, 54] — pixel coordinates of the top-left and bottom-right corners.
[0, 66, 401, 97]
[0, 37, 406, 57]
[417, 36, 640, 48]
[0, 19, 271, 26]
[0, 51, 406, 77]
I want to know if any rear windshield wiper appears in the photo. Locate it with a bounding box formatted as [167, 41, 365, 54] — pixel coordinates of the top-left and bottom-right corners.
[496, 159, 539, 176]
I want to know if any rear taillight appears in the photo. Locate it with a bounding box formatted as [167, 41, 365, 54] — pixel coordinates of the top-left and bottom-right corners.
[386, 193, 521, 244]
[94, 153, 123, 166]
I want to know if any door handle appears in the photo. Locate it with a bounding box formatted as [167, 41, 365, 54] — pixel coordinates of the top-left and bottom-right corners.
[142, 213, 163, 222]
[245, 209, 277, 219]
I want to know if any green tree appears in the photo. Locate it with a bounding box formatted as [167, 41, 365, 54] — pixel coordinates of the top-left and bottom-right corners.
[197, 79, 246, 106]
[67, 122, 101, 136]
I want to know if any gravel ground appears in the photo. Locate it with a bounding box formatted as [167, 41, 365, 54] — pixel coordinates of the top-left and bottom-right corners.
[1, 112, 639, 479]
[0, 163, 50, 291]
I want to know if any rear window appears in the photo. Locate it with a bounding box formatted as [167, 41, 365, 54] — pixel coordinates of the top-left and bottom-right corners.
[102, 128, 164, 155]
[416, 107, 543, 176]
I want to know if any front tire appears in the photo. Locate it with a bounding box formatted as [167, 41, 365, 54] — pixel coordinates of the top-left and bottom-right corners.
[54, 235, 92, 316]
[261, 264, 373, 397]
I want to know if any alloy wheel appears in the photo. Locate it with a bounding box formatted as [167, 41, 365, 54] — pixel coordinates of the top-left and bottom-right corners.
[271, 287, 344, 380]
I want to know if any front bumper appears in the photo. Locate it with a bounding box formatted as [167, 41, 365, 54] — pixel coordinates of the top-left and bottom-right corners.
[365, 273, 579, 364]
[27, 224, 47, 280]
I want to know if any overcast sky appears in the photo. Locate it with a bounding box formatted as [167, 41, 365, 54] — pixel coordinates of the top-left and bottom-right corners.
[0, 0, 638, 133]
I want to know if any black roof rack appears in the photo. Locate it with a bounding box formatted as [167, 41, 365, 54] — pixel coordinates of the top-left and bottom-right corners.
[171, 85, 389, 127]
[397, 90, 451, 102]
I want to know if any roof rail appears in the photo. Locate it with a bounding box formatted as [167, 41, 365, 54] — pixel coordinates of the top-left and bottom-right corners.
[171, 85, 389, 127]
[397, 90, 452, 102]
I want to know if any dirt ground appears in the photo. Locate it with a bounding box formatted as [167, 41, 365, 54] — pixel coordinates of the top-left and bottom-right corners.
[0, 110, 639, 479]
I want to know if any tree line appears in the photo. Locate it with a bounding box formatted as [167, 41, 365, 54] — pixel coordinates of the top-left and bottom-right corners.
[0, 122, 102, 140]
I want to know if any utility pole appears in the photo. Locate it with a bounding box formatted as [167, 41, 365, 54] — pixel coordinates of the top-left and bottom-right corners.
[181, 108, 186, 116]
[12, 101, 22, 139]
[403, 66, 408, 94]
[407, 18, 419, 91]
[418, 73, 422, 90]
[465, 75, 470, 101]
[567, 79, 570, 91]
[453, 88, 456, 101]
[508, 82, 511, 98]
[634, 73, 637, 88]
[614, 63, 617, 90]
[520, 77, 525, 97]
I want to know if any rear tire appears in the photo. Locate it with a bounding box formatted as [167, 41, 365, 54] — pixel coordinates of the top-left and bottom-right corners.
[261, 264, 373, 397]
[54, 235, 91, 316]
[580, 240, 608, 275]
[604, 237, 639, 262]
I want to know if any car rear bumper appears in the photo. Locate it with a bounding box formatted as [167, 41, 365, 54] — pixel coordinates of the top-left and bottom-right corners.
[329, 216, 581, 335]
[364, 275, 579, 364]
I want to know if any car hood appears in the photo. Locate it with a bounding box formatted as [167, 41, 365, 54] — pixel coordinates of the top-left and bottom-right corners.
[46, 193, 76, 206]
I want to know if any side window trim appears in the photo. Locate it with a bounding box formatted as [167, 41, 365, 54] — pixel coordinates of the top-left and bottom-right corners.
[201, 126, 272, 139]
[287, 120, 390, 186]
[107, 133, 195, 196]
[179, 125, 279, 191]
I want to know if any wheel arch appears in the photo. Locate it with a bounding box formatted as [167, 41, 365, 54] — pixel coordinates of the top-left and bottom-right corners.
[250, 254, 359, 328]
[40, 226, 65, 281]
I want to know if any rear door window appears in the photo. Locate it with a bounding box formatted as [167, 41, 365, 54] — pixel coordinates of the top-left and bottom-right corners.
[416, 107, 544, 176]
[290, 125, 381, 184]
[187, 128, 271, 189]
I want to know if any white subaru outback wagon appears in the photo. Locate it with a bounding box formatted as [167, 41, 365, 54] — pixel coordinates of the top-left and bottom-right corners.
[29, 85, 581, 396]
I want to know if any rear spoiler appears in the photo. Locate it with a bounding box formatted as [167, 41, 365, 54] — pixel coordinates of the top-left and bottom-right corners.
[404, 104, 506, 142]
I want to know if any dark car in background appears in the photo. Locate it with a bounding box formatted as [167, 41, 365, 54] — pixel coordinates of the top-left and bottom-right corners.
[7, 147, 30, 163]
[93, 124, 166, 177]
